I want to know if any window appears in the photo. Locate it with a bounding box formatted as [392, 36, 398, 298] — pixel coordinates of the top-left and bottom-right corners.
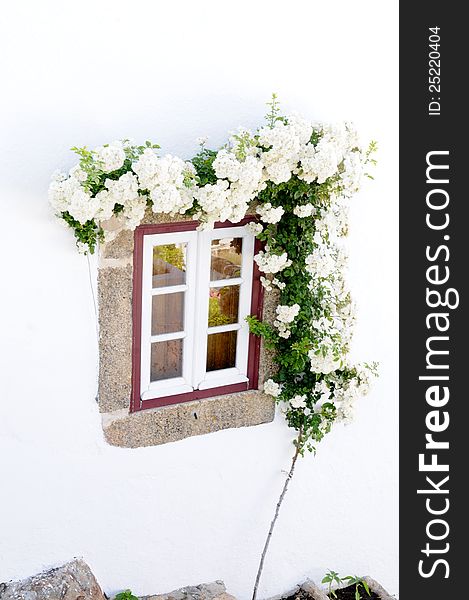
[131, 219, 263, 411]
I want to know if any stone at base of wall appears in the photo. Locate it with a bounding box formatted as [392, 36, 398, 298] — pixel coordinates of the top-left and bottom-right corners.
[0, 559, 105, 600]
[0, 561, 235, 600]
[0, 561, 395, 600]
[102, 391, 275, 448]
[141, 580, 236, 600]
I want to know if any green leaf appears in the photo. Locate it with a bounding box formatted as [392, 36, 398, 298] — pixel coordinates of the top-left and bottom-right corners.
[114, 590, 139, 600]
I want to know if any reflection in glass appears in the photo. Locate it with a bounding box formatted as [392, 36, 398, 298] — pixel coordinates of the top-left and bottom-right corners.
[206, 331, 237, 372]
[207, 286, 239, 327]
[210, 237, 242, 281]
[151, 339, 183, 381]
[153, 243, 187, 288]
[152, 293, 185, 335]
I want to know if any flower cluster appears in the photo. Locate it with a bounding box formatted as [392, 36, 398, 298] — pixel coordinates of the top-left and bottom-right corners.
[263, 379, 282, 398]
[260, 276, 285, 291]
[49, 96, 377, 451]
[256, 202, 285, 224]
[133, 151, 197, 216]
[49, 96, 373, 257]
[293, 203, 315, 218]
[273, 304, 300, 339]
[94, 141, 126, 173]
[254, 250, 292, 274]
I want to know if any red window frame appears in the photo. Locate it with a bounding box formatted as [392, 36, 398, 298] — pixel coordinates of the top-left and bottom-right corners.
[131, 217, 264, 412]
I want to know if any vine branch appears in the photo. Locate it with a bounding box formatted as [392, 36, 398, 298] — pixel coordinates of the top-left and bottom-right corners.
[251, 428, 303, 600]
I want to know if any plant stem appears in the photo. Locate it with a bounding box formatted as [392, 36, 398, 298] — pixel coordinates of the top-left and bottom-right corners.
[251, 429, 303, 600]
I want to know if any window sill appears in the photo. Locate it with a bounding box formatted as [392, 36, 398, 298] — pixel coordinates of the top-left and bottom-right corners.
[101, 389, 275, 448]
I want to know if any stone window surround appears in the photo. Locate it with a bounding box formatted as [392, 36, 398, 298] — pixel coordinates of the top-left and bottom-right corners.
[98, 210, 276, 448]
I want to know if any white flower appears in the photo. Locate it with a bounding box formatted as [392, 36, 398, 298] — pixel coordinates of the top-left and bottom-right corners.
[132, 148, 159, 189]
[197, 136, 209, 146]
[236, 156, 264, 192]
[309, 349, 341, 374]
[336, 398, 355, 424]
[355, 363, 377, 396]
[275, 304, 300, 324]
[213, 150, 264, 212]
[105, 172, 139, 204]
[273, 304, 300, 339]
[69, 165, 88, 182]
[260, 276, 273, 291]
[213, 149, 243, 182]
[195, 179, 232, 223]
[68, 188, 100, 224]
[340, 150, 365, 195]
[305, 247, 335, 279]
[262, 159, 293, 185]
[277, 325, 291, 339]
[133, 151, 196, 215]
[94, 190, 117, 221]
[290, 394, 307, 409]
[94, 141, 126, 173]
[121, 194, 148, 230]
[254, 251, 292, 274]
[93, 172, 141, 223]
[263, 379, 281, 397]
[258, 117, 313, 184]
[297, 140, 339, 184]
[246, 221, 263, 236]
[293, 203, 315, 218]
[256, 202, 285, 224]
[48, 175, 81, 214]
[272, 278, 285, 290]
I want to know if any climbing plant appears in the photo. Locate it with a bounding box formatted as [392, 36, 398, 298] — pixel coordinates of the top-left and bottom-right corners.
[49, 95, 378, 599]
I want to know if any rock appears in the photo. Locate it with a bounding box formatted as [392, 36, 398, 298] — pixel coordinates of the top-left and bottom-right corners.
[140, 581, 236, 600]
[299, 580, 329, 600]
[363, 577, 395, 600]
[0, 559, 105, 600]
[265, 584, 300, 600]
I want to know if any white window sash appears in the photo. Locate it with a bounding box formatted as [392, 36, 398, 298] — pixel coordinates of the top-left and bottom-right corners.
[140, 230, 198, 399]
[194, 226, 255, 391]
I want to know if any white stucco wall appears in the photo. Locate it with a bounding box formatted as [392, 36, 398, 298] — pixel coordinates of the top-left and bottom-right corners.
[0, 1, 398, 598]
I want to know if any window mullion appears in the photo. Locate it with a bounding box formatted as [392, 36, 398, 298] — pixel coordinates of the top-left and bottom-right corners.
[181, 231, 198, 390]
[191, 231, 211, 389]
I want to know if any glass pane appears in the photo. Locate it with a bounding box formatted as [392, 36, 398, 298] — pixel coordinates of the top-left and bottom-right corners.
[206, 331, 237, 372]
[153, 243, 187, 288]
[152, 293, 185, 335]
[208, 286, 240, 327]
[210, 237, 242, 281]
[151, 339, 183, 381]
